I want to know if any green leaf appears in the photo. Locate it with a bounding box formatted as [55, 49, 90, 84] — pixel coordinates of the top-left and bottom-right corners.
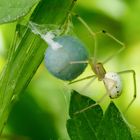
[0, 0, 72, 134]
[67, 90, 103, 140]
[97, 102, 132, 140]
[67, 91, 134, 140]
[30, 0, 71, 25]
[0, 0, 40, 24]
[131, 127, 140, 140]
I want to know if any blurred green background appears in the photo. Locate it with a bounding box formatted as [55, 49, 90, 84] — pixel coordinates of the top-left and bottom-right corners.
[0, 0, 140, 139]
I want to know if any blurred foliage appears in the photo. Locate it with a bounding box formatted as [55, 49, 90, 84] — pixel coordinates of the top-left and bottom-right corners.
[0, 0, 140, 139]
[8, 92, 58, 140]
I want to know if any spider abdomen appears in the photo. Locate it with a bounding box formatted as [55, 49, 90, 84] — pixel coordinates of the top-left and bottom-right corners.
[103, 72, 122, 99]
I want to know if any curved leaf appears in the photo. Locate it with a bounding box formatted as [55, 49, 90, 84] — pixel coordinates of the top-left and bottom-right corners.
[67, 90, 103, 140]
[0, 0, 40, 24]
[97, 102, 132, 140]
[67, 91, 135, 140]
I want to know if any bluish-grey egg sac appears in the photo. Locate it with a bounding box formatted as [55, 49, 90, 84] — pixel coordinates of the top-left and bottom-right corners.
[44, 35, 89, 81]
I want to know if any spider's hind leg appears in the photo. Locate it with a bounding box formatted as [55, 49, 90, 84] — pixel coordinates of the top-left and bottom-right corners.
[118, 70, 137, 112]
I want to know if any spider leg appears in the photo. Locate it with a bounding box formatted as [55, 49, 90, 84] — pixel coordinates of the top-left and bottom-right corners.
[103, 78, 117, 97]
[71, 13, 98, 64]
[71, 13, 125, 65]
[69, 75, 96, 84]
[118, 70, 136, 112]
[79, 76, 97, 93]
[102, 30, 125, 64]
[73, 92, 108, 115]
[73, 78, 117, 115]
[70, 60, 89, 64]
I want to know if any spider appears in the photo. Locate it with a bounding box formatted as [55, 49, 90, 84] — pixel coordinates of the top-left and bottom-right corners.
[69, 14, 137, 115]
[36, 0, 136, 114]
